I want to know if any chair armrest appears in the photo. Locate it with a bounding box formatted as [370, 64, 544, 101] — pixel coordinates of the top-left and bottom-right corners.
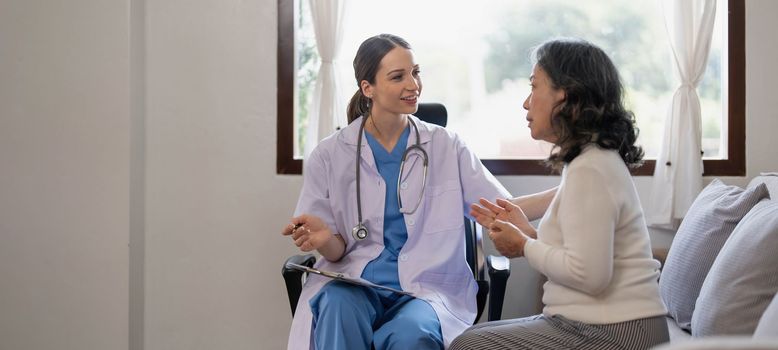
[282, 253, 317, 316]
[475, 279, 489, 323]
[486, 254, 511, 321]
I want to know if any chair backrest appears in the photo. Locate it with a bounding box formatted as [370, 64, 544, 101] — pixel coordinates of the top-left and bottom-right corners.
[415, 102, 447, 127]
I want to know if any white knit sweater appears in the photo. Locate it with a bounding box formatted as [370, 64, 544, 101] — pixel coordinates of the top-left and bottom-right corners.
[524, 145, 667, 324]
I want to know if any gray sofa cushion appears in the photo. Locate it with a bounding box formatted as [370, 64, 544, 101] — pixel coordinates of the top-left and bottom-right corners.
[652, 336, 778, 349]
[659, 180, 769, 331]
[754, 292, 778, 338]
[667, 316, 693, 341]
[692, 200, 778, 336]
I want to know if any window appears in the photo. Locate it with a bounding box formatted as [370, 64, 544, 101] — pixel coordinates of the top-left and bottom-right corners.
[277, 0, 744, 176]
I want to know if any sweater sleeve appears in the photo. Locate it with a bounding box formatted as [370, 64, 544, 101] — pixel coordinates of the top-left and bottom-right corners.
[524, 163, 619, 296]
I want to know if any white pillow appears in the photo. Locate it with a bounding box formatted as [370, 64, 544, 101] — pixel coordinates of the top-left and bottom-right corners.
[651, 337, 778, 350]
[660, 180, 768, 331]
[755, 292, 778, 339]
[692, 200, 778, 336]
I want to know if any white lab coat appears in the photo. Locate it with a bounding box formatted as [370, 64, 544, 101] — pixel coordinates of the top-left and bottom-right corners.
[287, 115, 510, 349]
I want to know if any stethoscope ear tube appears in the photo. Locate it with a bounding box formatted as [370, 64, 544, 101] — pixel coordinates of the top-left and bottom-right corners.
[352, 116, 428, 240]
[397, 144, 428, 215]
[354, 116, 369, 240]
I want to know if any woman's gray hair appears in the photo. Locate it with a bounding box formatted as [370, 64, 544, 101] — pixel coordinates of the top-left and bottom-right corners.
[531, 37, 644, 170]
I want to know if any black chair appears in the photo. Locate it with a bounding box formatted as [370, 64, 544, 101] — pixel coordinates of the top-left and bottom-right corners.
[281, 103, 510, 322]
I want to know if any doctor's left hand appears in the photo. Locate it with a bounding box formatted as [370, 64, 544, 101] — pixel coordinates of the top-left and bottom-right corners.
[281, 214, 335, 252]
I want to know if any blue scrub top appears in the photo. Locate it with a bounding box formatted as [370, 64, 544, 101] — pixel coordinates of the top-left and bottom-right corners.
[361, 126, 411, 299]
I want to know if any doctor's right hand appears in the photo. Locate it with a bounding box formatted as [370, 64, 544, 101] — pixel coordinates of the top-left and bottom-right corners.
[281, 215, 347, 262]
[281, 214, 333, 252]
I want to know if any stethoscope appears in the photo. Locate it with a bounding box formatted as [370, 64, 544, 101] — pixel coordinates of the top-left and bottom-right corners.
[352, 115, 428, 241]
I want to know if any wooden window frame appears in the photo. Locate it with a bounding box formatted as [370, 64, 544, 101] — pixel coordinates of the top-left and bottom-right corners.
[277, 0, 745, 176]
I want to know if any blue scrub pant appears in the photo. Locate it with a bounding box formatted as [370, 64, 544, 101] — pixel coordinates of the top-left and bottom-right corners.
[309, 281, 443, 350]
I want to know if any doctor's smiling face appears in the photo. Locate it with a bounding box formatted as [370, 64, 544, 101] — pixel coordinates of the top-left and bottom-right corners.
[361, 47, 422, 118]
[523, 64, 565, 144]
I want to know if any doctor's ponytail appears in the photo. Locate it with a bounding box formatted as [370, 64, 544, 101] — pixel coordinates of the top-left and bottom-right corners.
[347, 90, 370, 124]
[346, 34, 412, 124]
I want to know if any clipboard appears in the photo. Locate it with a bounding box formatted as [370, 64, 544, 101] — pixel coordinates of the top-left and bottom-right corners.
[285, 262, 414, 296]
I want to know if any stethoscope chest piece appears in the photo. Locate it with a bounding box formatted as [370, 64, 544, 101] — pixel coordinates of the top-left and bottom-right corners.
[352, 223, 368, 240]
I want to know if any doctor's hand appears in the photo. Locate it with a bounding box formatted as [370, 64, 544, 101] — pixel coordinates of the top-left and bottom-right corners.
[281, 215, 346, 261]
[281, 214, 333, 252]
[488, 219, 529, 258]
[471, 198, 537, 239]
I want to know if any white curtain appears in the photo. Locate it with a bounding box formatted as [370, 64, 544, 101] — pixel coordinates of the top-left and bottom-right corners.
[648, 0, 717, 227]
[303, 0, 347, 159]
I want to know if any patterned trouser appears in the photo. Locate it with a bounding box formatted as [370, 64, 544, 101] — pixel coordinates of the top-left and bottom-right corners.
[449, 314, 669, 350]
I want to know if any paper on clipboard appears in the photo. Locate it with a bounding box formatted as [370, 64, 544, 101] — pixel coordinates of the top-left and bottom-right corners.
[285, 262, 413, 296]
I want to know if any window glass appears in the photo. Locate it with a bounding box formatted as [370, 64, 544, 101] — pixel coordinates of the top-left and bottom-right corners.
[294, 0, 726, 160]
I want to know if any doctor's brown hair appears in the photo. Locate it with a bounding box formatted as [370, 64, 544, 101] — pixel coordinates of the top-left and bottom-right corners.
[346, 34, 412, 124]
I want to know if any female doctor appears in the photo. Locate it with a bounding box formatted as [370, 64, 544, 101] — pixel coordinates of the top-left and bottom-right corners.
[280, 34, 511, 350]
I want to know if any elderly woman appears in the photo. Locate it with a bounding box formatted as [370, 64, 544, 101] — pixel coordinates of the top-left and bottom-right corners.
[450, 38, 669, 350]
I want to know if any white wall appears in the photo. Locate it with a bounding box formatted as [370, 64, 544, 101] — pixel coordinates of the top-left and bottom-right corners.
[742, 0, 778, 181]
[1, 0, 777, 349]
[0, 1, 130, 349]
[142, 1, 301, 349]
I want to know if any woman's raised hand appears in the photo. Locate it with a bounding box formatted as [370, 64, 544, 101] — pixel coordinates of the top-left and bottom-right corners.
[470, 198, 502, 228]
[470, 198, 537, 239]
[494, 198, 536, 239]
[488, 219, 527, 258]
[471, 198, 537, 257]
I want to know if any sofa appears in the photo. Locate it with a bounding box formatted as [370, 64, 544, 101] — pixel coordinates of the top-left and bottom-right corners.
[653, 173, 778, 348]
